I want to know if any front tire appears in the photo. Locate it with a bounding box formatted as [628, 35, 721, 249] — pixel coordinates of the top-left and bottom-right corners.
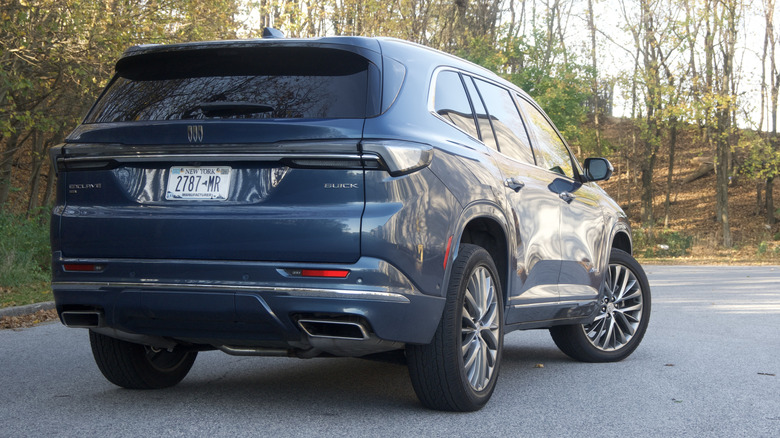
[406, 244, 504, 411]
[89, 331, 197, 389]
[550, 248, 650, 362]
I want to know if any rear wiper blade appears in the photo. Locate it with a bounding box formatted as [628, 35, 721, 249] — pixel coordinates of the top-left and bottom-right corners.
[194, 101, 275, 117]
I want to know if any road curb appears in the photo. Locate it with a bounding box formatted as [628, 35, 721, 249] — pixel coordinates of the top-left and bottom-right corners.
[0, 301, 56, 318]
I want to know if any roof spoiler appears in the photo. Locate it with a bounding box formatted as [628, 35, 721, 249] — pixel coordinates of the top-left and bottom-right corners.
[262, 27, 285, 38]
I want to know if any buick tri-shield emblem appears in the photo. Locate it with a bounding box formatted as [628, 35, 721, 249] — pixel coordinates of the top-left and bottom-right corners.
[187, 125, 204, 143]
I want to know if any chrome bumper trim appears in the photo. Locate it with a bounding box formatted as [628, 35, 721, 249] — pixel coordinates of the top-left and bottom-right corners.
[51, 281, 411, 304]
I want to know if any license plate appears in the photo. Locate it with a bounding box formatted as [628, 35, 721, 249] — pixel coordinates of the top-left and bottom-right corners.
[166, 166, 232, 200]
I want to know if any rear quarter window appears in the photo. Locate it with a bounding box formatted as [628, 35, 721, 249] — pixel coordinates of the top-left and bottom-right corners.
[432, 70, 480, 139]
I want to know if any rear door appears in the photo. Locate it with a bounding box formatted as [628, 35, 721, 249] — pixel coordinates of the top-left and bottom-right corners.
[464, 76, 565, 323]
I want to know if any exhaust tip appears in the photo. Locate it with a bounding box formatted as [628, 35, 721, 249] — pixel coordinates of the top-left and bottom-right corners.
[298, 318, 369, 341]
[61, 311, 103, 328]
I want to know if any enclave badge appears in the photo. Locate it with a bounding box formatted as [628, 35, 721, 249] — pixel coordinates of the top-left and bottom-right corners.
[187, 125, 204, 143]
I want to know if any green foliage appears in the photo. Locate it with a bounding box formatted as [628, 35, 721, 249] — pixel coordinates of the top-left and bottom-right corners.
[456, 31, 593, 146]
[512, 63, 591, 144]
[0, 210, 51, 307]
[577, 127, 613, 157]
[757, 241, 768, 255]
[633, 228, 693, 258]
[737, 131, 780, 181]
[1, 0, 243, 211]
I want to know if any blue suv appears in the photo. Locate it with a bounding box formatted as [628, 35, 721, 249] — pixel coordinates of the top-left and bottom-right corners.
[51, 34, 650, 411]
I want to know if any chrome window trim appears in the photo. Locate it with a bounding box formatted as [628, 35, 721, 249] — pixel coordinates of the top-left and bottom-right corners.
[513, 93, 585, 178]
[427, 67, 484, 144]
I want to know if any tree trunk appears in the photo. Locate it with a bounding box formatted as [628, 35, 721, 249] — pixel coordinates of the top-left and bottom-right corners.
[639, 0, 661, 228]
[715, 0, 738, 248]
[767, 177, 776, 225]
[588, 0, 601, 155]
[27, 131, 45, 216]
[664, 120, 677, 228]
[715, 113, 732, 247]
[0, 132, 21, 210]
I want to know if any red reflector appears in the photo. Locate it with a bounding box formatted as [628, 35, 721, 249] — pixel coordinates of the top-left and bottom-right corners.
[63, 264, 100, 272]
[300, 269, 350, 278]
[443, 235, 453, 270]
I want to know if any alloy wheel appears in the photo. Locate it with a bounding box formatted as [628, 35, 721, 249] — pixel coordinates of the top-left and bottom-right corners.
[583, 263, 644, 351]
[461, 266, 500, 391]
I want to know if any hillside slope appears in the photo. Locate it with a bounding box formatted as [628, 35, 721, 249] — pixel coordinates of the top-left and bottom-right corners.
[596, 117, 780, 261]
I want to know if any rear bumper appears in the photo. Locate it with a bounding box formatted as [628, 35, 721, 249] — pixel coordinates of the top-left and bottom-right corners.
[51, 254, 445, 346]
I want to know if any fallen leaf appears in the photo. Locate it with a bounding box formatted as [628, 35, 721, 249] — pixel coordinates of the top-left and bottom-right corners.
[0, 309, 58, 330]
[534, 363, 544, 368]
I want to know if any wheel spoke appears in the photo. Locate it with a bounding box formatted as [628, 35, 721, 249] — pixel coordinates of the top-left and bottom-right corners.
[475, 342, 487, 388]
[482, 301, 498, 327]
[611, 265, 622, 296]
[619, 303, 642, 313]
[465, 284, 479, 317]
[585, 318, 605, 338]
[614, 311, 635, 336]
[617, 288, 641, 304]
[480, 327, 499, 350]
[474, 269, 487, 318]
[601, 317, 616, 349]
[462, 314, 477, 330]
[462, 325, 477, 352]
[463, 338, 479, 369]
[616, 266, 630, 302]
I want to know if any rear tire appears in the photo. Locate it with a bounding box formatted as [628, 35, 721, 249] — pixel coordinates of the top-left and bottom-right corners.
[550, 248, 650, 362]
[406, 244, 503, 411]
[89, 331, 197, 389]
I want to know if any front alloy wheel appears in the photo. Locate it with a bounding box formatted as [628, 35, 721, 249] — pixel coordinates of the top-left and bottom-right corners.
[583, 260, 644, 351]
[550, 248, 650, 362]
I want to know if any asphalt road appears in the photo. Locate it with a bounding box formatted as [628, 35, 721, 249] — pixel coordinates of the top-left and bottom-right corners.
[1, 266, 778, 437]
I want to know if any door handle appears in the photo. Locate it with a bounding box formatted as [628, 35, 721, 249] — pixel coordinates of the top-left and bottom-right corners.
[504, 177, 525, 192]
[559, 191, 575, 203]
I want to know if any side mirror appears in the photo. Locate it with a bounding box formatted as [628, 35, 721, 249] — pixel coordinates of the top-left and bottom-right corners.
[583, 157, 613, 182]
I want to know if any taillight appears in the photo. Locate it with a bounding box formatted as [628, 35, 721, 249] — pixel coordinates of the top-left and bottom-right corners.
[285, 269, 350, 278]
[63, 264, 104, 272]
[301, 269, 350, 278]
[361, 140, 434, 176]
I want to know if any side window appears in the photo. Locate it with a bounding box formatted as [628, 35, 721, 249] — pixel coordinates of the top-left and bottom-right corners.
[517, 96, 575, 178]
[463, 76, 497, 151]
[433, 71, 480, 139]
[473, 79, 535, 165]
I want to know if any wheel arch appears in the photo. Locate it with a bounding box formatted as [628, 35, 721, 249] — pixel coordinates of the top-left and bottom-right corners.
[445, 202, 512, 304]
[610, 220, 633, 255]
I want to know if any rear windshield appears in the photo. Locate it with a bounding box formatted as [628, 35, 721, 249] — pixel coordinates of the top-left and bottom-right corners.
[85, 47, 374, 123]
